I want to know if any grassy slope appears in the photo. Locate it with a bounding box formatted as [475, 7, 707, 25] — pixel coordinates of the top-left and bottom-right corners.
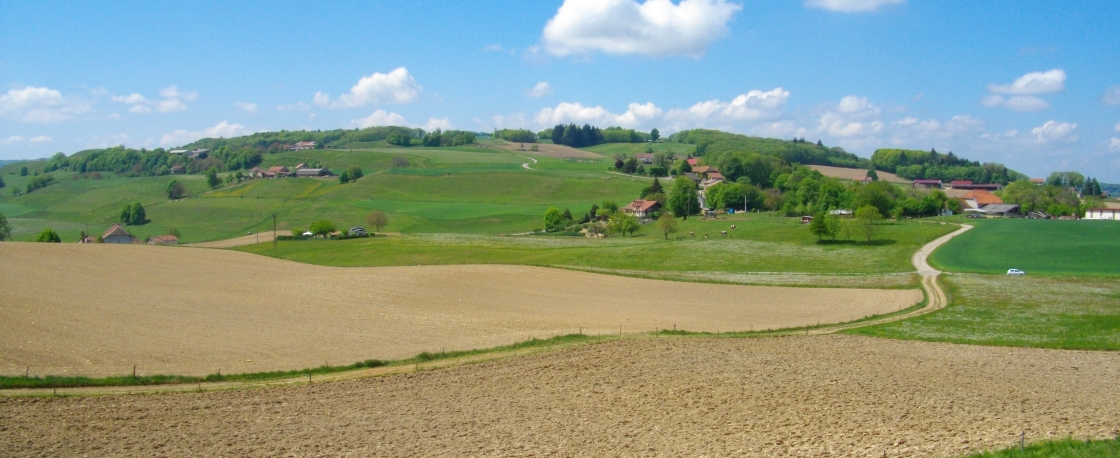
[237, 215, 955, 275]
[930, 218, 1120, 276]
[850, 219, 1120, 350]
[849, 274, 1120, 350]
[583, 142, 697, 157]
[964, 437, 1120, 457]
[0, 147, 643, 242]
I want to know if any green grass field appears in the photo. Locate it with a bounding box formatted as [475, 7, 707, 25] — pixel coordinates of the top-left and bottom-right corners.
[0, 146, 645, 242]
[931, 219, 1120, 276]
[237, 215, 955, 277]
[583, 141, 697, 157]
[963, 437, 1120, 457]
[847, 274, 1120, 350]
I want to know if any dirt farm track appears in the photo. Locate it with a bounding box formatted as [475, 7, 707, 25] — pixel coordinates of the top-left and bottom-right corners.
[0, 243, 918, 377]
[2, 336, 1118, 457]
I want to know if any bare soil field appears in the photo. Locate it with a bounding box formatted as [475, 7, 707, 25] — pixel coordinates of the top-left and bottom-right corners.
[495, 140, 605, 158]
[3, 335, 1117, 457]
[188, 230, 281, 248]
[810, 165, 912, 184]
[0, 243, 918, 377]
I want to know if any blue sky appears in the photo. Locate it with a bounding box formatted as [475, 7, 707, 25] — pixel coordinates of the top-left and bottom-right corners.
[2, 0, 1119, 180]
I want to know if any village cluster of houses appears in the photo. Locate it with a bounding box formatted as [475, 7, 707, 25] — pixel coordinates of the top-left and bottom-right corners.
[247, 163, 333, 179]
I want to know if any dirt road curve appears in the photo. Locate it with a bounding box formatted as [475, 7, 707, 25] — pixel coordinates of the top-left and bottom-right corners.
[3, 336, 1117, 457]
[0, 243, 918, 377]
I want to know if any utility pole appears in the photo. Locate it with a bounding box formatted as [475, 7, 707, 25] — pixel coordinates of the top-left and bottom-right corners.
[272, 213, 277, 249]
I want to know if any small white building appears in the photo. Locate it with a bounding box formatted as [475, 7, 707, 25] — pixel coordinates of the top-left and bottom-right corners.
[293, 141, 316, 151]
[1084, 208, 1120, 221]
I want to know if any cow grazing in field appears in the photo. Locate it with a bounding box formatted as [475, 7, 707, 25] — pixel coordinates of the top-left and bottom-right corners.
[720, 231, 727, 236]
[704, 233, 709, 239]
[689, 231, 695, 237]
[730, 225, 736, 231]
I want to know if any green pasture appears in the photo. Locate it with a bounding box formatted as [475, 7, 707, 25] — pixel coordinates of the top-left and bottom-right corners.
[237, 216, 956, 275]
[848, 274, 1120, 350]
[0, 147, 646, 242]
[963, 437, 1120, 457]
[931, 219, 1120, 276]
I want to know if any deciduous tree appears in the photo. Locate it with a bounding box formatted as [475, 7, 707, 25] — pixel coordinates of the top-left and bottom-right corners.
[0, 212, 10, 241]
[543, 207, 565, 231]
[166, 180, 185, 199]
[366, 211, 389, 232]
[309, 220, 337, 238]
[668, 176, 699, 219]
[855, 205, 882, 243]
[657, 212, 678, 240]
[129, 202, 146, 225]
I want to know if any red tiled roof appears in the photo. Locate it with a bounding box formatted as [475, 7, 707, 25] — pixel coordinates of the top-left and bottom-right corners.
[102, 224, 130, 239]
[623, 199, 660, 212]
[686, 158, 698, 166]
[962, 190, 1003, 205]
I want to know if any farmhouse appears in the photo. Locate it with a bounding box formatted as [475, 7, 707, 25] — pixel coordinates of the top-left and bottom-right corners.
[686, 158, 698, 167]
[682, 172, 702, 183]
[1085, 208, 1120, 220]
[634, 153, 654, 164]
[622, 199, 661, 217]
[708, 172, 725, 180]
[295, 168, 333, 177]
[168, 149, 188, 155]
[102, 224, 135, 244]
[1030, 178, 1046, 186]
[147, 235, 179, 246]
[292, 141, 316, 151]
[960, 190, 1003, 211]
[912, 179, 942, 189]
[189, 148, 209, 158]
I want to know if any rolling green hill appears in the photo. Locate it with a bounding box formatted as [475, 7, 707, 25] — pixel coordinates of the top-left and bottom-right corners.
[0, 146, 643, 243]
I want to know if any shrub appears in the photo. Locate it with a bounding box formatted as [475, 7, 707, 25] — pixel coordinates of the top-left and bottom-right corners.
[35, 228, 61, 243]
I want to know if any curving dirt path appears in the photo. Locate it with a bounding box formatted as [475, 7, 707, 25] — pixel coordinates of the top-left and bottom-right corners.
[809, 223, 972, 334]
[519, 155, 538, 170]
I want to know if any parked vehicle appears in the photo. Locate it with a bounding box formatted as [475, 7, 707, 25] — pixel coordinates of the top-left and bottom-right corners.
[348, 226, 368, 236]
[1007, 269, 1026, 276]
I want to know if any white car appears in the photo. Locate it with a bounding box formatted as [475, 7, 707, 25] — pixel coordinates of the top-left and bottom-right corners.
[1006, 269, 1026, 276]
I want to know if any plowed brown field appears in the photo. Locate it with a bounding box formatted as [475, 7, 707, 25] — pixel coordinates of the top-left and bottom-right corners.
[0, 243, 918, 377]
[495, 140, 605, 158]
[3, 336, 1117, 457]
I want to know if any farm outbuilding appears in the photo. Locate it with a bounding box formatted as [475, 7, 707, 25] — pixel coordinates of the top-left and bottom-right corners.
[295, 168, 333, 177]
[1084, 208, 1120, 220]
[147, 235, 179, 246]
[102, 224, 135, 244]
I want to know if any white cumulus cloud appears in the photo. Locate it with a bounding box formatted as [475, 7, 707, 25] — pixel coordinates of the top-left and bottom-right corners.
[541, 0, 742, 58]
[1110, 138, 1120, 151]
[234, 102, 258, 113]
[816, 96, 883, 137]
[1030, 120, 1078, 143]
[4, 135, 52, 144]
[0, 86, 91, 123]
[987, 69, 1066, 95]
[160, 121, 247, 147]
[315, 67, 422, 109]
[526, 82, 553, 98]
[980, 95, 1050, 112]
[351, 109, 409, 128]
[423, 118, 454, 131]
[666, 87, 790, 123]
[111, 85, 194, 114]
[805, 0, 903, 12]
